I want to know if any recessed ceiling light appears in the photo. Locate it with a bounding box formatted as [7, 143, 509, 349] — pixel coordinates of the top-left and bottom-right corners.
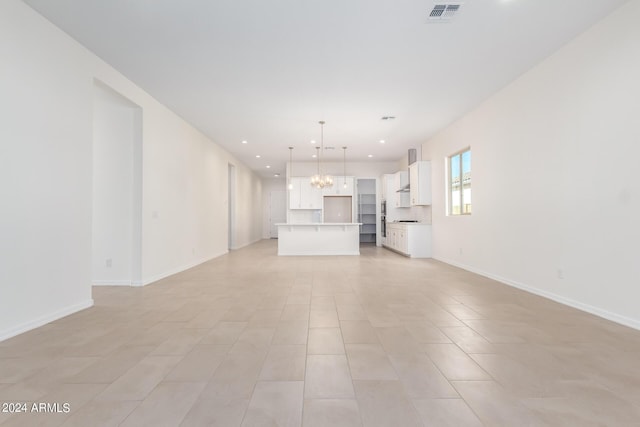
[312, 154, 317, 158]
[368, 154, 373, 158]
[256, 155, 261, 158]
[266, 165, 271, 168]
[242, 140, 247, 144]
[380, 140, 385, 144]
[274, 173, 280, 177]
[310, 140, 316, 144]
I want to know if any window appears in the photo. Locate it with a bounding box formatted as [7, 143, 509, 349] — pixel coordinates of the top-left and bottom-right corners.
[448, 148, 471, 215]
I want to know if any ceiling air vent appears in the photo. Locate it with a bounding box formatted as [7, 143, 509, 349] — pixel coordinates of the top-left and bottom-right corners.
[428, 2, 463, 21]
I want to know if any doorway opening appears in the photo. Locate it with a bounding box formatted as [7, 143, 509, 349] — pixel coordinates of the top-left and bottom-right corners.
[269, 190, 286, 238]
[228, 163, 236, 250]
[91, 80, 142, 286]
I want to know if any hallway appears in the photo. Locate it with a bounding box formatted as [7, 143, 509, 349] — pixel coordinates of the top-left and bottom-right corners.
[1, 240, 639, 426]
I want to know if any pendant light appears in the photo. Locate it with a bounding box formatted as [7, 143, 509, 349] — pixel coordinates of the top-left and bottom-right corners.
[310, 121, 333, 189]
[288, 146, 294, 190]
[342, 146, 347, 189]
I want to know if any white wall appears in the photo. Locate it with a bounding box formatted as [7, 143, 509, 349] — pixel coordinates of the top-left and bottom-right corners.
[0, 0, 263, 340]
[422, 0, 640, 329]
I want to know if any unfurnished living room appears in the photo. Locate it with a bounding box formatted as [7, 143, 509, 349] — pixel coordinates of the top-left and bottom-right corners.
[1, 0, 639, 426]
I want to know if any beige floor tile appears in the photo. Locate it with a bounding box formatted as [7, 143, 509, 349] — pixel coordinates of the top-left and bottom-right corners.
[308, 328, 345, 355]
[3, 241, 640, 427]
[180, 395, 249, 426]
[452, 380, 546, 426]
[241, 381, 304, 427]
[236, 328, 276, 350]
[375, 327, 421, 354]
[272, 321, 309, 345]
[404, 322, 452, 344]
[61, 400, 140, 427]
[150, 329, 208, 355]
[259, 345, 306, 381]
[310, 296, 336, 310]
[310, 309, 340, 328]
[439, 326, 495, 353]
[0, 357, 60, 384]
[281, 305, 310, 322]
[66, 345, 156, 384]
[96, 355, 182, 401]
[412, 398, 483, 427]
[119, 381, 205, 427]
[353, 380, 422, 427]
[165, 345, 230, 382]
[423, 344, 492, 381]
[345, 344, 397, 380]
[2, 383, 106, 427]
[388, 353, 458, 398]
[207, 349, 266, 399]
[305, 355, 355, 399]
[302, 399, 362, 427]
[200, 322, 248, 345]
[337, 305, 368, 321]
[340, 321, 380, 344]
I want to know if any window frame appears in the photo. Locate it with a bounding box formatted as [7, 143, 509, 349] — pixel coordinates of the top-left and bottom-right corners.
[447, 147, 471, 216]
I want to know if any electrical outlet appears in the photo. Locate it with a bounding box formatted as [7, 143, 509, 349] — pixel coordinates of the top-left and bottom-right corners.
[106, 258, 112, 268]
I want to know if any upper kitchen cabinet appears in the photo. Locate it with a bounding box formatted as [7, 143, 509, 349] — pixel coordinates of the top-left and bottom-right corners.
[323, 176, 355, 196]
[393, 171, 410, 208]
[409, 161, 432, 206]
[289, 177, 322, 209]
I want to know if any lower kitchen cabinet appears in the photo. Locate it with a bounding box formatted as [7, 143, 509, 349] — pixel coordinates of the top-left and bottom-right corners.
[383, 223, 431, 258]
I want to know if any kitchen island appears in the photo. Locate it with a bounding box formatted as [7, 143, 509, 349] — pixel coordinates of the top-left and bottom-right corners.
[276, 223, 362, 256]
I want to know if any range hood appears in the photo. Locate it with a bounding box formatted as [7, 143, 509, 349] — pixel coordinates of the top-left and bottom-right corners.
[396, 184, 410, 193]
[396, 149, 416, 192]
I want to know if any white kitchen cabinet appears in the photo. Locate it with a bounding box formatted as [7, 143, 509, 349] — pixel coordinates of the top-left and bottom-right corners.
[409, 161, 431, 206]
[393, 171, 410, 208]
[323, 176, 355, 196]
[383, 223, 431, 258]
[289, 177, 322, 209]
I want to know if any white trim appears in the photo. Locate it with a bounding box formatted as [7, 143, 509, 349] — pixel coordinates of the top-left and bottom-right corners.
[231, 237, 262, 251]
[435, 256, 640, 331]
[0, 299, 94, 342]
[92, 280, 133, 286]
[140, 251, 227, 286]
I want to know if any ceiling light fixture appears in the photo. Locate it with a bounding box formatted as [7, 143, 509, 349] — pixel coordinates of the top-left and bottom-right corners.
[242, 140, 247, 144]
[342, 146, 348, 189]
[310, 121, 333, 189]
[368, 154, 373, 158]
[288, 147, 294, 190]
[266, 165, 271, 168]
[256, 155, 261, 158]
[310, 140, 316, 144]
[380, 140, 385, 144]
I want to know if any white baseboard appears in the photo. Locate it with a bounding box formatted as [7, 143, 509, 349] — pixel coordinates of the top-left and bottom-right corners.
[92, 280, 132, 286]
[0, 299, 94, 342]
[435, 256, 640, 331]
[231, 237, 262, 251]
[140, 251, 227, 286]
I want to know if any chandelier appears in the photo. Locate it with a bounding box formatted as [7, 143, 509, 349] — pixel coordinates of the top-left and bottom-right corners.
[310, 121, 333, 189]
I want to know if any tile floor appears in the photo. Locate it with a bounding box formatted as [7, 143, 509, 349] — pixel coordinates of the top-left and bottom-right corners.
[1, 240, 640, 426]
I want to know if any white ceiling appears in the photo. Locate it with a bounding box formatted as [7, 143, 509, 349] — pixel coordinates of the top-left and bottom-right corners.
[24, 0, 627, 178]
